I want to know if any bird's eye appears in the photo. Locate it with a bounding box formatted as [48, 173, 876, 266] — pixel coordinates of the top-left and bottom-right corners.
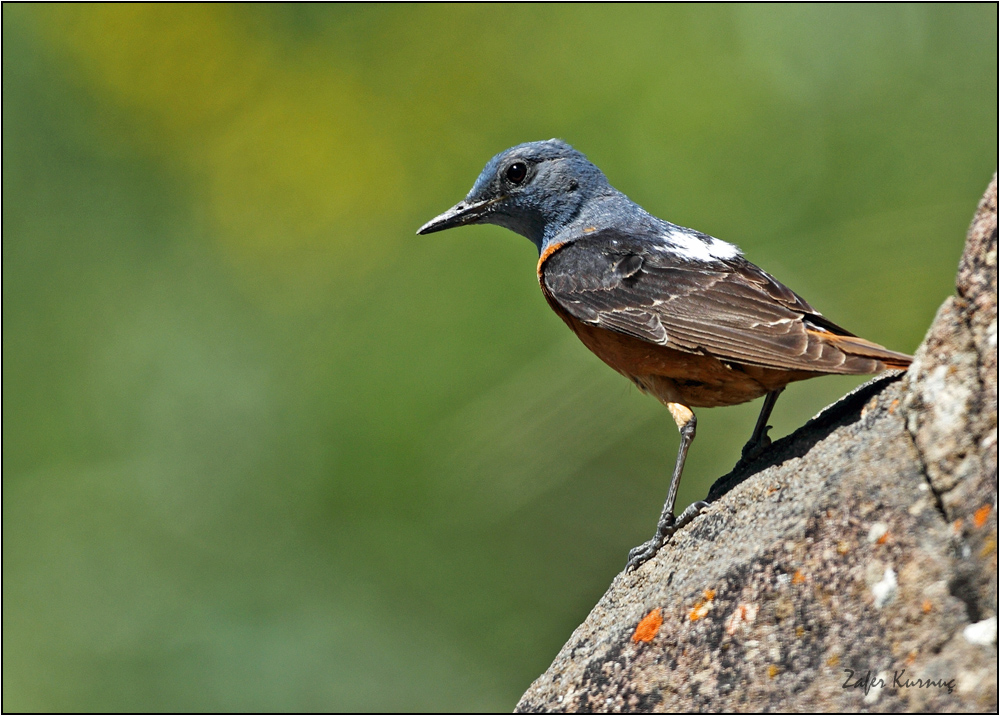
[505, 162, 528, 185]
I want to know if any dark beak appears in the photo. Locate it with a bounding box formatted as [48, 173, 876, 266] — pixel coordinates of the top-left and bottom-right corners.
[416, 196, 503, 235]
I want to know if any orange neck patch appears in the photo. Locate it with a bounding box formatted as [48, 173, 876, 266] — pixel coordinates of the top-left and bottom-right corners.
[536, 241, 567, 282]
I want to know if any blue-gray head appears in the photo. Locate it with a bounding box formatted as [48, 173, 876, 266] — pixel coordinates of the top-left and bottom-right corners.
[417, 139, 615, 251]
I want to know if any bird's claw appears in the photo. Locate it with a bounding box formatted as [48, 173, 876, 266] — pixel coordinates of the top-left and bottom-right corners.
[740, 426, 773, 463]
[624, 501, 710, 572]
[626, 533, 669, 573]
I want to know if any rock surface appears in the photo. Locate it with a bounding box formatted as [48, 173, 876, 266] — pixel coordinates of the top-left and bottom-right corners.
[515, 176, 998, 713]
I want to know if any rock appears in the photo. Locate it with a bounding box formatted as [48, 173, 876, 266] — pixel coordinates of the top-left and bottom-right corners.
[515, 175, 998, 713]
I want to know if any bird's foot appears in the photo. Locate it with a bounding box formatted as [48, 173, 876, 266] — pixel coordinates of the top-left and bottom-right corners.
[625, 533, 668, 573]
[740, 426, 773, 464]
[625, 501, 710, 572]
[675, 500, 710, 530]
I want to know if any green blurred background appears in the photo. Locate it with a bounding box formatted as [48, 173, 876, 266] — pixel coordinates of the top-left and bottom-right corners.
[3, 4, 996, 711]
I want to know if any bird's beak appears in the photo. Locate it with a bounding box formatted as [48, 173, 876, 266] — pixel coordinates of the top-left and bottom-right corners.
[416, 196, 504, 235]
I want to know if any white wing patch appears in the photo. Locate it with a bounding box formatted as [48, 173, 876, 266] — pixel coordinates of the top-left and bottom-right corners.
[661, 227, 741, 263]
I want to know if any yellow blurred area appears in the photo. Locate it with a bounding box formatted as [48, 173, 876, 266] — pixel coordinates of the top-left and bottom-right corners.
[42, 4, 406, 304]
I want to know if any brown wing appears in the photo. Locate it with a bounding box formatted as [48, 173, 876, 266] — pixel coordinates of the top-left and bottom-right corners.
[540, 229, 911, 374]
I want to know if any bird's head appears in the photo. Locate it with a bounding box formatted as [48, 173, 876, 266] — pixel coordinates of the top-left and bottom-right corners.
[417, 139, 611, 251]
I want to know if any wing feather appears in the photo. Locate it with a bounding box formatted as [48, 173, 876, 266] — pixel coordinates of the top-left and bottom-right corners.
[540, 228, 909, 374]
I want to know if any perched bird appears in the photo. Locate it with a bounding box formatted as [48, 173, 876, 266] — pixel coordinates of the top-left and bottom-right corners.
[418, 139, 912, 572]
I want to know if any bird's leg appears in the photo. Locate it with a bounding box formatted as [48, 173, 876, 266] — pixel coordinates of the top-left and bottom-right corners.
[740, 388, 784, 462]
[626, 404, 707, 572]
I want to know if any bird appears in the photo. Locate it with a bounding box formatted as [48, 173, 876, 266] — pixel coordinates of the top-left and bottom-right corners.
[417, 139, 912, 572]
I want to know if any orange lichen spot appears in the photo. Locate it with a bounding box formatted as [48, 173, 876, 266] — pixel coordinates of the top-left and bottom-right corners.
[767, 665, 780, 679]
[766, 485, 782, 496]
[877, 531, 890, 545]
[582, 226, 598, 233]
[974, 504, 992, 529]
[888, 399, 900, 414]
[905, 650, 918, 666]
[632, 608, 663, 643]
[689, 600, 711, 621]
[922, 599, 933, 614]
[826, 654, 840, 667]
[724, 602, 759, 635]
[703, 588, 716, 601]
[953, 518, 964, 533]
[792, 570, 806, 585]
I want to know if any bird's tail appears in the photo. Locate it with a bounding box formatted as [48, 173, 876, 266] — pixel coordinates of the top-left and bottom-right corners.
[819, 332, 913, 372]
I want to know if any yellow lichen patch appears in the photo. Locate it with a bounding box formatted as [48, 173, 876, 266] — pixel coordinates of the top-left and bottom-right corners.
[767, 665, 780, 679]
[632, 608, 663, 643]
